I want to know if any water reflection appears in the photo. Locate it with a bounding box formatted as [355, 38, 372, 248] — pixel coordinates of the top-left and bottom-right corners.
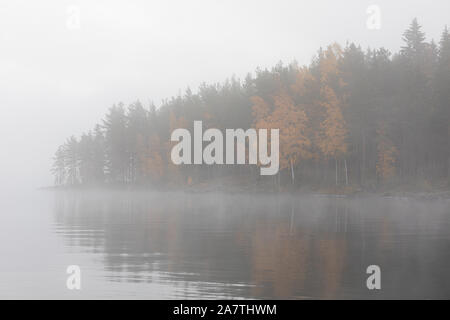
[53, 192, 450, 299]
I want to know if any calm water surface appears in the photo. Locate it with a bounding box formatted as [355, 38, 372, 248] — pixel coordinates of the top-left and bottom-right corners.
[1, 190, 450, 299]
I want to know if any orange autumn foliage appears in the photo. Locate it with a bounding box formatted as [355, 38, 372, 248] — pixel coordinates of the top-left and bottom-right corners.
[318, 86, 348, 159]
[316, 45, 348, 160]
[376, 127, 398, 180]
[252, 90, 311, 171]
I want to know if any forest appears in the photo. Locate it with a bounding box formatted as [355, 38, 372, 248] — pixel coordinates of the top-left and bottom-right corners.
[52, 19, 450, 192]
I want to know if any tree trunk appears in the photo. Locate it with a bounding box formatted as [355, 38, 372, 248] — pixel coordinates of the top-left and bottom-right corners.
[344, 158, 348, 186]
[448, 124, 450, 187]
[448, 156, 450, 187]
[278, 171, 281, 192]
[361, 130, 366, 186]
[289, 205, 295, 235]
[290, 158, 295, 185]
[335, 158, 338, 186]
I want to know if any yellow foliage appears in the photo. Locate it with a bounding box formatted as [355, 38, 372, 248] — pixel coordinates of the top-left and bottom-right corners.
[251, 96, 271, 123]
[314, 44, 349, 160]
[291, 66, 314, 96]
[252, 89, 311, 171]
[318, 86, 348, 159]
[376, 127, 398, 180]
[318, 43, 343, 85]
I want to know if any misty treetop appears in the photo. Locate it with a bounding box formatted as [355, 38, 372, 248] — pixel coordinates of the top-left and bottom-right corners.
[52, 19, 450, 190]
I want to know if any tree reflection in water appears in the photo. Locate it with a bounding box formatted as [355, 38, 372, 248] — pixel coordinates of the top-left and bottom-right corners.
[53, 192, 450, 299]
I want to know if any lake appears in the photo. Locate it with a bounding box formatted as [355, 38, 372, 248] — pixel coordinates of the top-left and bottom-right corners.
[1, 190, 450, 299]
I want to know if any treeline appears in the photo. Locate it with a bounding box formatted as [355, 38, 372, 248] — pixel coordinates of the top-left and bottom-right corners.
[52, 19, 450, 190]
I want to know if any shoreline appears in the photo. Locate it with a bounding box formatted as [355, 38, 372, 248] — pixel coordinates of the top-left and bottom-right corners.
[39, 183, 450, 201]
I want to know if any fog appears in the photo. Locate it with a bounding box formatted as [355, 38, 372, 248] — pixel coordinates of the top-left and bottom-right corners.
[1, 2, 450, 300]
[2, 191, 450, 299]
[1, 0, 449, 191]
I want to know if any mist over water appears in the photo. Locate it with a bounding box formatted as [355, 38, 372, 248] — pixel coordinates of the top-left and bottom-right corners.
[1, 190, 449, 299]
[1, 0, 450, 301]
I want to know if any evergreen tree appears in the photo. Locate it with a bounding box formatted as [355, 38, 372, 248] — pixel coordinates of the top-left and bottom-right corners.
[401, 18, 426, 59]
[64, 136, 79, 186]
[103, 104, 128, 184]
[51, 19, 450, 191]
[51, 145, 66, 186]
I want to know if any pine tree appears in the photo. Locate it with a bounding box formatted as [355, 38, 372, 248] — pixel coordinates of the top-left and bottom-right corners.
[51, 21, 450, 190]
[401, 18, 426, 59]
[78, 132, 94, 185]
[376, 126, 398, 182]
[51, 145, 66, 186]
[436, 26, 450, 184]
[103, 104, 128, 184]
[65, 136, 79, 186]
[126, 101, 149, 183]
[92, 125, 106, 184]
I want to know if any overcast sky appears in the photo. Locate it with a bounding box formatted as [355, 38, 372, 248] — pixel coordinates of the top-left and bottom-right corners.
[0, 0, 449, 190]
